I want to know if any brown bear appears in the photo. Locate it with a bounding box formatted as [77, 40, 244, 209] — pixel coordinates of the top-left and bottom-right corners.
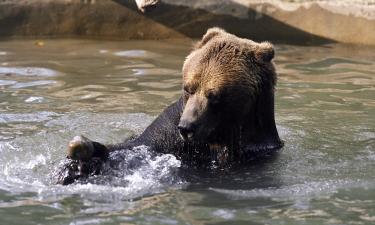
[56, 27, 284, 185]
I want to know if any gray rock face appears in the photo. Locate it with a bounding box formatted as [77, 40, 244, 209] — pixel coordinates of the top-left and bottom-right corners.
[135, 0, 160, 12]
[0, 0, 374, 45]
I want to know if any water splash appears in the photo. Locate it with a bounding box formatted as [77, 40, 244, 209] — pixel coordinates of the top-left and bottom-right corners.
[0, 136, 182, 203]
[46, 145, 181, 201]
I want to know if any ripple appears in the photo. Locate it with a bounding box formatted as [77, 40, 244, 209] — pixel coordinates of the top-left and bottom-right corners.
[45, 112, 154, 137]
[0, 80, 17, 86]
[0, 111, 59, 123]
[50, 85, 108, 101]
[10, 80, 57, 89]
[138, 81, 180, 89]
[283, 57, 375, 80]
[210, 180, 371, 200]
[300, 58, 371, 68]
[68, 218, 112, 225]
[114, 50, 159, 58]
[0, 67, 60, 77]
[115, 63, 155, 69]
[132, 68, 179, 76]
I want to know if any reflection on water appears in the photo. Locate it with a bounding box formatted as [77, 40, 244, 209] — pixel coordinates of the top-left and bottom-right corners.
[114, 50, 161, 58]
[0, 39, 374, 224]
[0, 66, 60, 77]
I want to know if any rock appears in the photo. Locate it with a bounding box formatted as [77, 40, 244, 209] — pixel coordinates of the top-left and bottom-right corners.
[135, 0, 160, 13]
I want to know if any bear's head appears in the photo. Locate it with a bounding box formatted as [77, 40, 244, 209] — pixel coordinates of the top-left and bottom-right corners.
[178, 28, 277, 145]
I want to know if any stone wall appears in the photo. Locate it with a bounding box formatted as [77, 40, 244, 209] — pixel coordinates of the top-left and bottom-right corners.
[0, 0, 374, 45]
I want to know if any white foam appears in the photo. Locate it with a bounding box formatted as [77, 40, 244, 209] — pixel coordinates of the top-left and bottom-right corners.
[25, 96, 44, 103]
[212, 209, 235, 220]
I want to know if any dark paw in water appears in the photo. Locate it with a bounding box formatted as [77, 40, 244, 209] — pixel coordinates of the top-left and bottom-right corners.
[55, 158, 104, 185]
[55, 135, 109, 185]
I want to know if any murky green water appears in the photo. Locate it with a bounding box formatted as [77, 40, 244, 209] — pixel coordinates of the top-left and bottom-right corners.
[0, 39, 374, 225]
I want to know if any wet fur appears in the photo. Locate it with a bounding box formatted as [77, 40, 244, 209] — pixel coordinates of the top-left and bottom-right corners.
[108, 28, 283, 166]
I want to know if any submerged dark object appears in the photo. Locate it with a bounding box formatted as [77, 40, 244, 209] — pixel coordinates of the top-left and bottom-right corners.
[56, 28, 284, 185]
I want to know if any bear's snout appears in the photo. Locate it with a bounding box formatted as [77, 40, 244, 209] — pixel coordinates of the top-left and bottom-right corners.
[178, 120, 196, 141]
[178, 94, 204, 141]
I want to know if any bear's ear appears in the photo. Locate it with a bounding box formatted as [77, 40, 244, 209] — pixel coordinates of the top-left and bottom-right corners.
[194, 27, 225, 49]
[255, 42, 275, 62]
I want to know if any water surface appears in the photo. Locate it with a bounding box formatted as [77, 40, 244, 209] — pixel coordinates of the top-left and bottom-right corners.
[0, 39, 374, 225]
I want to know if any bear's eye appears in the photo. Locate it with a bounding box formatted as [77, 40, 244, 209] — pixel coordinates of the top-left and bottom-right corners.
[206, 92, 220, 105]
[183, 86, 195, 95]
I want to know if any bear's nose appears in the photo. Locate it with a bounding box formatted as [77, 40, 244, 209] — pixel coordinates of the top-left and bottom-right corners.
[178, 122, 196, 141]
